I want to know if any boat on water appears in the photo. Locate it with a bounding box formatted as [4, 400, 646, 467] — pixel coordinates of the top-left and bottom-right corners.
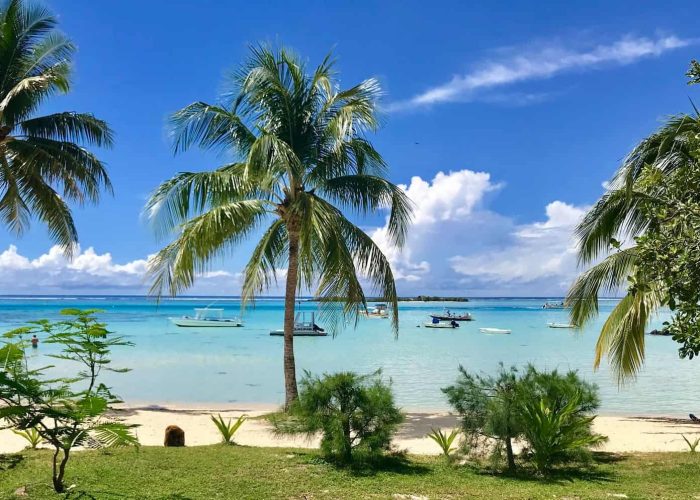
[270, 312, 327, 337]
[542, 301, 566, 309]
[170, 308, 243, 327]
[548, 322, 575, 329]
[361, 303, 389, 318]
[479, 327, 511, 334]
[429, 309, 473, 321]
[423, 318, 460, 329]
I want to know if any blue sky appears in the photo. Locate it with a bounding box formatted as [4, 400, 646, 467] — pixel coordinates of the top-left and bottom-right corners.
[0, 0, 698, 295]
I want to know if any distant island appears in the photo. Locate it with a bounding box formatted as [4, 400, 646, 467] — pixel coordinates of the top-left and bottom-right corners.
[311, 296, 469, 303]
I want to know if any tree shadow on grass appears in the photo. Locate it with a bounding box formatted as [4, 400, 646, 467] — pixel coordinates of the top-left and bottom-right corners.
[475, 452, 627, 486]
[0, 453, 23, 470]
[294, 450, 431, 478]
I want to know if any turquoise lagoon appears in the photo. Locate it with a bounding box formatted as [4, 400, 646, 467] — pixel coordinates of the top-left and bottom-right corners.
[1, 296, 696, 416]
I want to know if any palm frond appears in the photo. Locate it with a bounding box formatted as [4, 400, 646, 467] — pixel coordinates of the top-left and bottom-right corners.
[566, 247, 638, 327]
[593, 283, 665, 383]
[19, 112, 114, 147]
[148, 200, 269, 297]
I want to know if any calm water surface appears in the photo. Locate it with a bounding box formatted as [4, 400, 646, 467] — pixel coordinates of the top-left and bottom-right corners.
[1, 296, 696, 416]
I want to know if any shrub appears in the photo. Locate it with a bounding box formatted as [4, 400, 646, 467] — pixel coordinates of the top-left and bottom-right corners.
[427, 427, 460, 460]
[211, 414, 246, 444]
[0, 309, 139, 492]
[272, 370, 403, 463]
[12, 427, 43, 449]
[443, 363, 606, 473]
[520, 393, 606, 473]
[682, 434, 700, 452]
[442, 363, 521, 471]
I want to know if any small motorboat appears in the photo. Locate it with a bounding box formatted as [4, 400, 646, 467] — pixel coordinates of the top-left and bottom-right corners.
[423, 318, 460, 329]
[170, 308, 243, 327]
[542, 301, 566, 309]
[270, 312, 327, 337]
[429, 309, 473, 321]
[479, 327, 511, 334]
[361, 303, 389, 318]
[548, 322, 576, 329]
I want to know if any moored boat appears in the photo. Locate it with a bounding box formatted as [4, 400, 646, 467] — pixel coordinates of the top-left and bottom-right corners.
[429, 309, 473, 321]
[542, 301, 566, 309]
[423, 318, 460, 329]
[270, 312, 327, 337]
[479, 327, 511, 334]
[361, 303, 389, 318]
[548, 322, 575, 329]
[170, 308, 243, 327]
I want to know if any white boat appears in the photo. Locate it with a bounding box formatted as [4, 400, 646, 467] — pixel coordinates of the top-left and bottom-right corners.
[424, 319, 460, 329]
[170, 308, 243, 327]
[361, 303, 389, 318]
[548, 322, 575, 329]
[542, 301, 566, 309]
[479, 327, 511, 334]
[270, 312, 327, 337]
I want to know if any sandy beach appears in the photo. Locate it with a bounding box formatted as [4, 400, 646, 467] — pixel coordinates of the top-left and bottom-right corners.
[2, 403, 699, 455]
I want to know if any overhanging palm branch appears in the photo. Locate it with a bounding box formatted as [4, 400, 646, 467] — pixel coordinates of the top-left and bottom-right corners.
[569, 105, 700, 380]
[0, 0, 113, 252]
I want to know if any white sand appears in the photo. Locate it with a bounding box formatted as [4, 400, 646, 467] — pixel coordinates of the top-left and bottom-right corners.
[2, 403, 699, 455]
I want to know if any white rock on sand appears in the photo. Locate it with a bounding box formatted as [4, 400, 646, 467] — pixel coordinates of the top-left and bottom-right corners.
[1, 403, 699, 455]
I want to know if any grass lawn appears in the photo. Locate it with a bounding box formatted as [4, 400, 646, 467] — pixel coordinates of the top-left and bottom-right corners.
[1, 446, 699, 499]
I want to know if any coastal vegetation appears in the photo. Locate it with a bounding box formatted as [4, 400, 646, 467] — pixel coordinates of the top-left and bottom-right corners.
[443, 363, 604, 473]
[271, 370, 403, 463]
[566, 60, 700, 380]
[2, 447, 700, 499]
[0, 309, 138, 492]
[0, 0, 113, 253]
[145, 46, 412, 408]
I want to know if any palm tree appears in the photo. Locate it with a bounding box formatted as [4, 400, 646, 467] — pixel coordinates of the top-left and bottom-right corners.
[0, 0, 113, 251]
[567, 108, 700, 382]
[146, 46, 412, 408]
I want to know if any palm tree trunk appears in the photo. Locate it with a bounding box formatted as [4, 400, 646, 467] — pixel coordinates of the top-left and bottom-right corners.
[283, 225, 300, 410]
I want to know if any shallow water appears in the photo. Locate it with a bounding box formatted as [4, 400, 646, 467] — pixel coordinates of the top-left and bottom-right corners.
[1, 296, 696, 416]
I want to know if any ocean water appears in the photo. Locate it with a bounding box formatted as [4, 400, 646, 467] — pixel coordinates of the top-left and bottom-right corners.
[1, 296, 696, 416]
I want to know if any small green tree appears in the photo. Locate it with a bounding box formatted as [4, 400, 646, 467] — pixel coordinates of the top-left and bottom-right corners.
[0, 309, 138, 493]
[443, 364, 521, 472]
[211, 414, 246, 444]
[272, 371, 403, 463]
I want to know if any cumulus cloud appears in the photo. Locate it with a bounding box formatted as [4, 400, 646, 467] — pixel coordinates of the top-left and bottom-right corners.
[370, 170, 588, 296]
[389, 34, 691, 111]
[0, 245, 241, 295]
[450, 201, 587, 291]
[370, 170, 502, 282]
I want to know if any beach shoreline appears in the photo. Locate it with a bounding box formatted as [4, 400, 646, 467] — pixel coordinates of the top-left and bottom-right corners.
[2, 402, 699, 455]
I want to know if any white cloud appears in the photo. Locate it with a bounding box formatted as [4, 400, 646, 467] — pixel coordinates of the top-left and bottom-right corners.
[449, 201, 587, 290]
[389, 34, 691, 111]
[369, 170, 589, 296]
[0, 245, 241, 295]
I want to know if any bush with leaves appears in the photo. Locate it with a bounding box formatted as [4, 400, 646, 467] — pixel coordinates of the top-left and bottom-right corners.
[272, 371, 403, 463]
[427, 428, 460, 461]
[0, 309, 139, 493]
[443, 363, 605, 473]
[443, 363, 521, 471]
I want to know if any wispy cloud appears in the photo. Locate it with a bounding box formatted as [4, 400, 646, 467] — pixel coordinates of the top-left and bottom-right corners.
[388, 34, 692, 111]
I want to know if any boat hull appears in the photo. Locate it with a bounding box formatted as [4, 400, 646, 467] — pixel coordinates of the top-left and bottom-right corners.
[423, 322, 459, 329]
[269, 329, 327, 337]
[170, 318, 242, 327]
[548, 323, 575, 329]
[479, 328, 511, 334]
[429, 314, 472, 321]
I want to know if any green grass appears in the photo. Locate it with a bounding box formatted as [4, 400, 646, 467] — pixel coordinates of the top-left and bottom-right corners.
[1, 446, 698, 499]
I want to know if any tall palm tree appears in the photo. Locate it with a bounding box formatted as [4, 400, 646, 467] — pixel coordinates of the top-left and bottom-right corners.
[0, 0, 113, 251]
[567, 109, 700, 382]
[146, 46, 412, 408]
